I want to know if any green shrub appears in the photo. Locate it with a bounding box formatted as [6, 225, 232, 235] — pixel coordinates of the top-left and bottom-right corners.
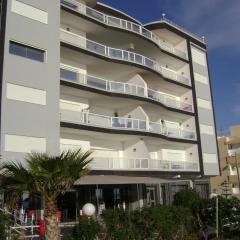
[102, 206, 197, 240]
[0, 211, 12, 240]
[102, 209, 137, 240]
[133, 206, 197, 240]
[174, 190, 240, 238]
[202, 196, 240, 238]
[173, 189, 202, 214]
[71, 217, 102, 240]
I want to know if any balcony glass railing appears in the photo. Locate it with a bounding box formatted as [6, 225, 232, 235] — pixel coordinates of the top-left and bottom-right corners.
[89, 157, 199, 171]
[60, 66, 193, 112]
[60, 0, 188, 59]
[60, 109, 196, 141]
[60, 29, 190, 85]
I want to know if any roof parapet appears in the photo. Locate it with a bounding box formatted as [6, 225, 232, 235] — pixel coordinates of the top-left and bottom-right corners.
[145, 14, 205, 44]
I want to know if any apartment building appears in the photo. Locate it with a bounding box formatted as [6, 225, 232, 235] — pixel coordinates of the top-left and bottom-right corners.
[0, 0, 219, 218]
[211, 125, 240, 197]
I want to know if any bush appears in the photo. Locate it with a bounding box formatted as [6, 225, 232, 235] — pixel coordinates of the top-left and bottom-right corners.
[102, 209, 137, 240]
[173, 189, 202, 214]
[133, 206, 197, 240]
[0, 211, 12, 240]
[173, 190, 240, 239]
[202, 196, 240, 238]
[71, 217, 102, 240]
[102, 206, 197, 240]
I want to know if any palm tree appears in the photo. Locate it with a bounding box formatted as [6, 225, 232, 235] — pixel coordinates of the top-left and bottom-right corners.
[0, 149, 92, 240]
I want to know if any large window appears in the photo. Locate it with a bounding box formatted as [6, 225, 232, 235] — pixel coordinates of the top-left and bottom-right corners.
[9, 41, 45, 62]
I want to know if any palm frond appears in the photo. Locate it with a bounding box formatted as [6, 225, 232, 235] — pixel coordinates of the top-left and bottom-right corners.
[0, 149, 92, 202]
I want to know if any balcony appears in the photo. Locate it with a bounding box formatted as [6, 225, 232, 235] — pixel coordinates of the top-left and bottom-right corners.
[60, 0, 188, 60]
[227, 155, 240, 166]
[228, 149, 240, 157]
[89, 157, 199, 172]
[60, 66, 193, 113]
[60, 110, 196, 141]
[60, 29, 191, 86]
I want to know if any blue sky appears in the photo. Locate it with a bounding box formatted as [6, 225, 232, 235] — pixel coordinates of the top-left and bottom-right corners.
[99, 0, 240, 135]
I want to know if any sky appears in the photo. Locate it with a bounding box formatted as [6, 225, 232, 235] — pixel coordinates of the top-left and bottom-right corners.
[98, 0, 240, 135]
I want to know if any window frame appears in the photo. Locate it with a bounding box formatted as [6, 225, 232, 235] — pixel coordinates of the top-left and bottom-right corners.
[9, 40, 46, 62]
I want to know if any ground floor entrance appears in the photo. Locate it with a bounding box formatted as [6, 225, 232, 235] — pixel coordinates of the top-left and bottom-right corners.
[55, 178, 210, 221]
[1, 177, 210, 222]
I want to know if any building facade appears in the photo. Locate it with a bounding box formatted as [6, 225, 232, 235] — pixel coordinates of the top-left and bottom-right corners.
[0, 0, 219, 218]
[211, 125, 240, 197]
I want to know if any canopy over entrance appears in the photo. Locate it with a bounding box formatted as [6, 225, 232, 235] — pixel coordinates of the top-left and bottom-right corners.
[74, 175, 185, 185]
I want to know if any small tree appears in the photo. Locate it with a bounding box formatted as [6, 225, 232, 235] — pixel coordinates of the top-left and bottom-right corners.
[203, 196, 240, 238]
[0, 149, 92, 240]
[173, 189, 207, 238]
[173, 189, 202, 214]
[220, 180, 232, 198]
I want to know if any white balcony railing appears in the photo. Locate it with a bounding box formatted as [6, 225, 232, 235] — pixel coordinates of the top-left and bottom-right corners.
[60, 0, 188, 59]
[59, 143, 199, 171]
[60, 67, 193, 112]
[60, 29, 190, 86]
[90, 157, 199, 171]
[228, 149, 240, 157]
[60, 110, 196, 141]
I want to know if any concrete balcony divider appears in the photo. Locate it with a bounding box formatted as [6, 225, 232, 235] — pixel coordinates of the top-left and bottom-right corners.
[60, 66, 193, 112]
[60, 0, 188, 59]
[60, 29, 191, 86]
[60, 109, 196, 140]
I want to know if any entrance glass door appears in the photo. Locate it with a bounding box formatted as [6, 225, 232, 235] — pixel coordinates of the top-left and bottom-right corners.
[146, 186, 157, 207]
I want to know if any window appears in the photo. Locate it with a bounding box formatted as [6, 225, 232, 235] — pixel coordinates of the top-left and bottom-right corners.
[9, 41, 45, 62]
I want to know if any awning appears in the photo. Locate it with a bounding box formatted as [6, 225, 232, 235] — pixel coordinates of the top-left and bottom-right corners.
[74, 175, 179, 185]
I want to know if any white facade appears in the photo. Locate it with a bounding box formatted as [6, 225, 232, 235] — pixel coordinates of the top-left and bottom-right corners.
[0, 0, 219, 207]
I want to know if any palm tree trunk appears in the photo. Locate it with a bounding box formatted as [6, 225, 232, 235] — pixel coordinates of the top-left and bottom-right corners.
[45, 214, 60, 240]
[44, 198, 61, 240]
